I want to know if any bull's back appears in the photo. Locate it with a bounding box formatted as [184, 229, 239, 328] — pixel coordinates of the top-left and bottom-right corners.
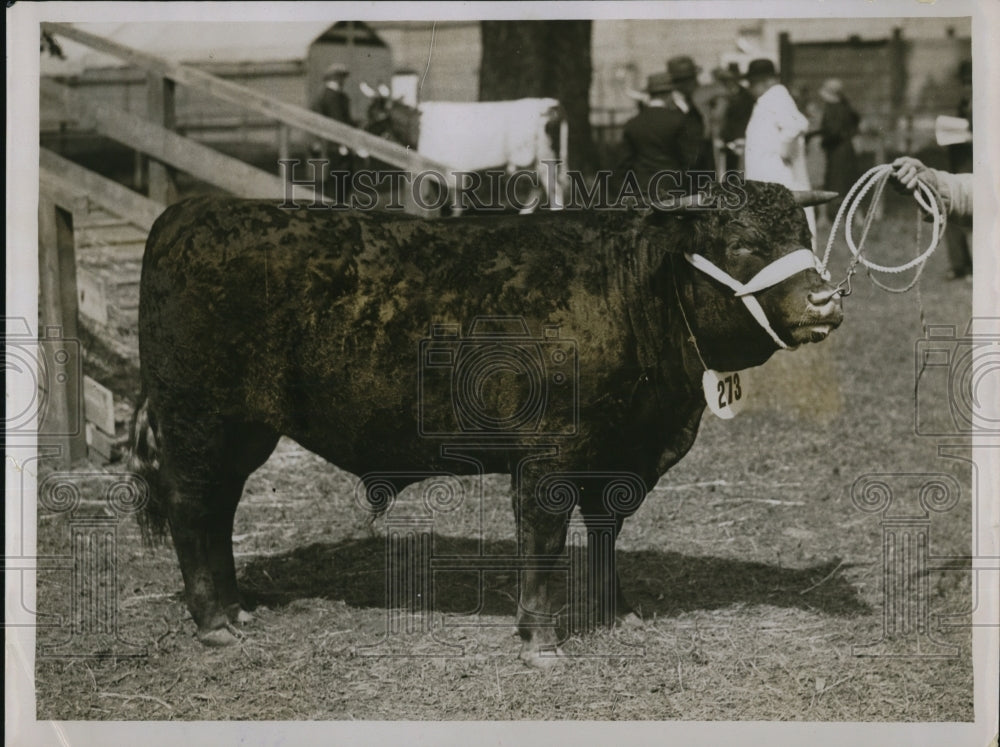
[138, 197, 622, 466]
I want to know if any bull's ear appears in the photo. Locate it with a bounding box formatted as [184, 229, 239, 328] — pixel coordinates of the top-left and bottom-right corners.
[359, 81, 377, 98]
[378, 83, 391, 98]
[791, 190, 838, 207]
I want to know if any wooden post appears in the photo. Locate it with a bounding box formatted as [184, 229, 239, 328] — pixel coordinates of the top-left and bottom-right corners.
[277, 123, 290, 171]
[147, 72, 177, 205]
[38, 194, 87, 467]
[779, 32, 792, 83]
[133, 149, 145, 193]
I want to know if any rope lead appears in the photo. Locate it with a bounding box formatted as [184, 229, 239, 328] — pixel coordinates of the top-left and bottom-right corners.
[819, 164, 948, 295]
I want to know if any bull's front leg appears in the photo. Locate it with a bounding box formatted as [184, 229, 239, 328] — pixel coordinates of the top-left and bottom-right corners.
[578, 507, 642, 629]
[512, 464, 572, 668]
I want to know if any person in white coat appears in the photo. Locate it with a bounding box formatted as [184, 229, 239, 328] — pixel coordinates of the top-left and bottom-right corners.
[743, 58, 817, 243]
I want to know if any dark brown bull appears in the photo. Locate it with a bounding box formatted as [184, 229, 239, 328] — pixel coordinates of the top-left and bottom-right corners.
[130, 180, 842, 665]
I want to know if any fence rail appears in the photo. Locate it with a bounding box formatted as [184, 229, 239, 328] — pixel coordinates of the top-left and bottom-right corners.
[40, 148, 166, 230]
[37, 22, 467, 466]
[42, 22, 455, 177]
[41, 78, 320, 203]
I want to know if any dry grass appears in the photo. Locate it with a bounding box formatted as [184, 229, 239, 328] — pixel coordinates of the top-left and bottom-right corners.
[35, 198, 974, 721]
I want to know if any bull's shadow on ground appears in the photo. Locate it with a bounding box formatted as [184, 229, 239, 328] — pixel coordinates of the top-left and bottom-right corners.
[239, 535, 869, 620]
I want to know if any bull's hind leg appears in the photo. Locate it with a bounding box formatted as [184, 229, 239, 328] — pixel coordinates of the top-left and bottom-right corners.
[158, 420, 279, 646]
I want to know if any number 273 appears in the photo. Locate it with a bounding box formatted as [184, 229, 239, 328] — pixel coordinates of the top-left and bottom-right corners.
[717, 373, 742, 409]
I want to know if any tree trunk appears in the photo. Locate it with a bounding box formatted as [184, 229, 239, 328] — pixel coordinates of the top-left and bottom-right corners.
[479, 21, 596, 173]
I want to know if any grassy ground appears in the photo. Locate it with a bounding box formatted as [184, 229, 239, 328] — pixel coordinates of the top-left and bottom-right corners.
[34, 195, 975, 721]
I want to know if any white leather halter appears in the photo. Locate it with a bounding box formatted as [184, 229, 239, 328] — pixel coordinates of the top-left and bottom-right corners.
[684, 249, 830, 350]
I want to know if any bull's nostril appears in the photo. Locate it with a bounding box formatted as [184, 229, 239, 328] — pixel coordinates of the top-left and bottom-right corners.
[809, 288, 839, 306]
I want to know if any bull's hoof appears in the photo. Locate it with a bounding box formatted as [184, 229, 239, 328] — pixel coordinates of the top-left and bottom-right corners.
[616, 611, 644, 629]
[197, 624, 243, 647]
[519, 643, 564, 669]
[225, 605, 254, 625]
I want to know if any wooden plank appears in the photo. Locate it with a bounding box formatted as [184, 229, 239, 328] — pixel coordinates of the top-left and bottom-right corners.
[113, 282, 140, 311]
[76, 224, 149, 245]
[40, 148, 165, 230]
[42, 80, 321, 204]
[74, 217, 134, 230]
[83, 375, 116, 435]
[75, 242, 146, 264]
[42, 22, 455, 178]
[85, 422, 115, 463]
[147, 73, 178, 205]
[76, 267, 109, 326]
[37, 196, 87, 466]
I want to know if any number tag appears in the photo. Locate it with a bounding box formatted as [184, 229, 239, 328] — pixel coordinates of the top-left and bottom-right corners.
[702, 369, 747, 420]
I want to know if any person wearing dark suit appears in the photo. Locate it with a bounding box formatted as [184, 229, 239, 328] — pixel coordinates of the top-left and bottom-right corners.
[816, 78, 861, 221]
[618, 55, 711, 199]
[716, 64, 755, 173]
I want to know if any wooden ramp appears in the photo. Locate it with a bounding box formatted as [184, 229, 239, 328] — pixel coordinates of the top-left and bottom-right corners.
[38, 22, 456, 467]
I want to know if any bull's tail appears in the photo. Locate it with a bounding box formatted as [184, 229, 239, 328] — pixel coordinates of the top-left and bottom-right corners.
[128, 391, 168, 545]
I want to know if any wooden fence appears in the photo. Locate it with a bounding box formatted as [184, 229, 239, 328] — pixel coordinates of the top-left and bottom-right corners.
[37, 23, 460, 466]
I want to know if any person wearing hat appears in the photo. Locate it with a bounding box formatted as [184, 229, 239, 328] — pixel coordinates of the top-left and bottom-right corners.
[313, 62, 355, 127]
[716, 62, 755, 173]
[617, 55, 712, 200]
[742, 58, 817, 240]
[310, 62, 356, 203]
[815, 78, 860, 222]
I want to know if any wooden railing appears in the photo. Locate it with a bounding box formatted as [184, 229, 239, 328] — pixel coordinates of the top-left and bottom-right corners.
[40, 148, 165, 230]
[38, 149, 166, 466]
[41, 78, 315, 203]
[37, 23, 465, 464]
[41, 22, 455, 180]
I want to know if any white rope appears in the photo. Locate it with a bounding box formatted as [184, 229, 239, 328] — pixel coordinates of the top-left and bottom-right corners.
[819, 164, 947, 283]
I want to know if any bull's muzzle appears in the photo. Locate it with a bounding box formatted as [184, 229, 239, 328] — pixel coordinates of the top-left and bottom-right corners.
[797, 284, 844, 343]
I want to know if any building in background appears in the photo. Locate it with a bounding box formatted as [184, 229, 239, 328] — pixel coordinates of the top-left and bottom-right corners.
[368, 17, 970, 170]
[42, 17, 971, 174]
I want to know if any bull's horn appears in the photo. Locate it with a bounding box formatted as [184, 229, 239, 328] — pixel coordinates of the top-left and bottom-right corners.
[359, 81, 377, 98]
[791, 190, 839, 207]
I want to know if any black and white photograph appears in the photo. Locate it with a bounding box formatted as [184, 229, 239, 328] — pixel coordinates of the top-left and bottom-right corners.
[6, 2, 999, 745]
